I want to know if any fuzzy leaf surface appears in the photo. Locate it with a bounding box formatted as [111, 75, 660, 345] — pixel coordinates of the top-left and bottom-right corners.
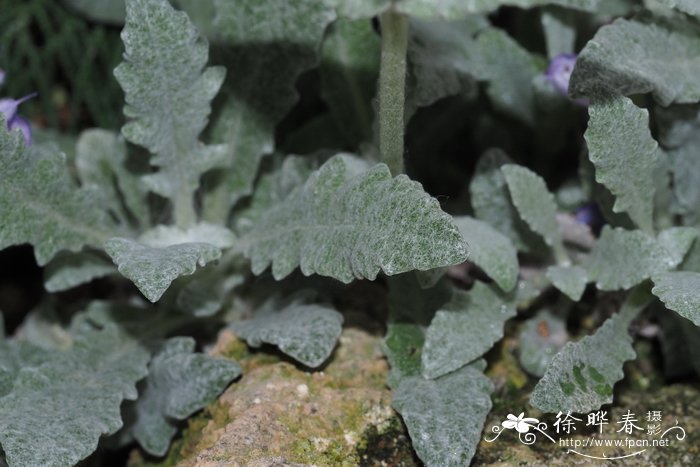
[518, 310, 568, 377]
[114, 0, 227, 212]
[570, 18, 700, 105]
[584, 95, 660, 232]
[44, 251, 115, 293]
[546, 265, 588, 301]
[105, 238, 221, 302]
[421, 282, 517, 379]
[231, 303, 343, 368]
[502, 164, 565, 257]
[530, 295, 644, 413]
[652, 271, 700, 326]
[127, 337, 241, 456]
[0, 124, 110, 265]
[453, 216, 518, 291]
[393, 361, 493, 467]
[0, 325, 150, 467]
[242, 154, 468, 283]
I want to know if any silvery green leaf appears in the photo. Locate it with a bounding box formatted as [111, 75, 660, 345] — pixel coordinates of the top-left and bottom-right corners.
[659, 0, 700, 16]
[0, 325, 150, 467]
[453, 216, 518, 291]
[75, 128, 149, 228]
[231, 303, 343, 368]
[546, 265, 588, 301]
[242, 154, 468, 283]
[470, 149, 538, 252]
[126, 337, 240, 456]
[570, 18, 700, 105]
[43, 252, 115, 293]
[382, 274, 453, 388]
[393, 361, 493, 467]
[470, 28, 542, 125]
[530, 287, 650, 413]
[115, 0, 227, 225]
[405, 19, 483, 118]
[202, 0, 336, 222]
[502, 164, 567, 261]
[652, 271, 700, 326]
[586, 226, 690, 291]
[0, 340, 48, 398]
[320, 18, 380, 145]
[518, 310, 568, 377]
[105, 238, 221, 302]
[139, 223, 235, 249]
[584, 95, 660, 233]
[0, 123, 111, 266]
[176, 267, 244, 317]
[421, 282, 517, 379]
[657, 227, 698, 267]
[541, 8, 576, 59]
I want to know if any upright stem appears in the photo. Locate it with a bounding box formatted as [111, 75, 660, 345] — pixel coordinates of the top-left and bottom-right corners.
[174, 188, 196, 229]
[378, 10, 409, 176]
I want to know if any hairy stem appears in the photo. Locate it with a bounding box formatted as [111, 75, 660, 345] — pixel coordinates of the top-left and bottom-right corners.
[378, 10, 409, 176]
[174, 188, 196, 229]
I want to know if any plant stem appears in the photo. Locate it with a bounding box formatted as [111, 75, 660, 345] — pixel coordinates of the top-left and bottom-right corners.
[174, 188, 196, 229]
[378, 10, 409, 176]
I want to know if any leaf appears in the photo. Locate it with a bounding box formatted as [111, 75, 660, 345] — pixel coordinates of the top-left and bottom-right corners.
[242, 154, 468, 283]
[126, 337, 241, 456]
[502, 164, 567, 261]
[105, 238, 222, 302]
[393, 361, 493, 467]
[587, 226, 694, 291]
[320, 18, 380, 145]
[421, 282, 517, 379]
[453, 216, 518, 291]
[139, 223, 236, 249]
[44, 251, 115, 293]
[0, 325, 150, 467]
[470, 149, 539, 251]
[201, 0, 336, 222]
[570, 18, 700, 105]
[657, 227, 698, 267]
[546, 265, 588, 301]
[75, 128, 150, 228]
[541, 7, 576, 59]
[0, 123, 111, 266]
[114, 0, 227, 224]
[470, 28, 542, 125]
[530, 286, 650, 413]
[231, 302, 343, 368]
[405, 18, 483, 119]
[584, 95, 660, 232]
[382, 274, 452, 388]
[659, 0, 700, 16]
[652, 271, 700, 327]
[177, 269, 244, 317]
[518, 310, 568, 377]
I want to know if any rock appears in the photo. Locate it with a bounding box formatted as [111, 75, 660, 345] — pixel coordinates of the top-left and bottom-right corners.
[129, 327, 416, 466]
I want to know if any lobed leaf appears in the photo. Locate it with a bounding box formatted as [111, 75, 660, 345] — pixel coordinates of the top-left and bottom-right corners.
[584, 95, 660, 233]
[105, 238, 221, 302]
[530, 287, 650, 413]
[546, 265, 588, 301]
[393, 361, 493, 467]
[0, 325, 150, 467]
[421, 282, 517, 379]
[0, 123, 111, 266]
[126, 337, 241, 456]
[44, 251, 115, 293]
[242, 154, 468, 283]
[231, 302, 343, 368]
[570, 18, 700, 105]
[115, 0, 227, 223]
[453, 216, 519, 291]
[652, 271, 700, 327]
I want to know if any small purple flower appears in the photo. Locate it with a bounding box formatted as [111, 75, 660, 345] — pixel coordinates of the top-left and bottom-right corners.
[0, 92, 37, 146]
[575, 202, 604, 233]
[545, 53, 577, 97]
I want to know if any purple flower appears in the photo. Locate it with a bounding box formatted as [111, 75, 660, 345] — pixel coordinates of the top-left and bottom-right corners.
[545, 53, 577, 97]
[0, 92, 37, 146]
[575, 202, 604, 233]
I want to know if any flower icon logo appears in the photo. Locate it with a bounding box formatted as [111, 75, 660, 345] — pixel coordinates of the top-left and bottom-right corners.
[502, 412, 540, 433]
